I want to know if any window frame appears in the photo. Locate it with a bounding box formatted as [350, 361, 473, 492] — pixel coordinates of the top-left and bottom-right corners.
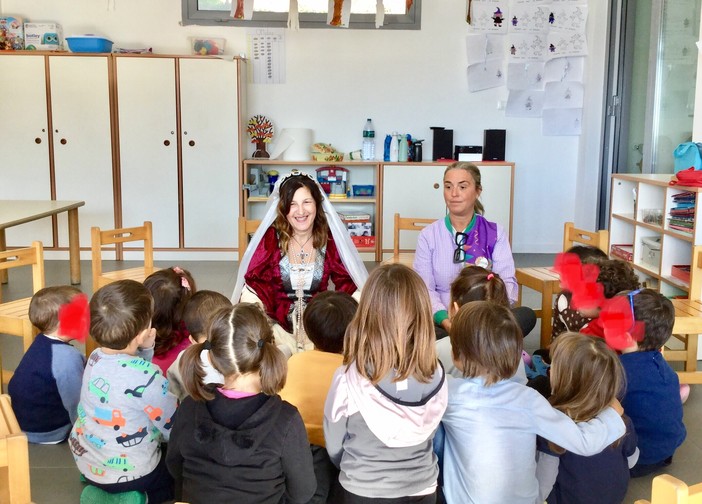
[181, 0, 421, 30]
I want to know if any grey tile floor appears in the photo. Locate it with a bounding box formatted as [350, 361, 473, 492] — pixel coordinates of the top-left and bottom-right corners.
[1, 255, 699, 503]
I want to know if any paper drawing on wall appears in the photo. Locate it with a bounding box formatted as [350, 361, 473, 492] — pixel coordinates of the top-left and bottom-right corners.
[493, 7, 504, 27]
[465, 33, 504, 65]
[467, 59, 505, 92]
[544, 81, 583, 108]
[542, 107, 583, 136]
[506, 89, 544, 117]
[507, 62, 546, 90]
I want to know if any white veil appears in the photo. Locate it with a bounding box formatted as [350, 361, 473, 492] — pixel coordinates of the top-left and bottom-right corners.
[231, 171, 369, 303]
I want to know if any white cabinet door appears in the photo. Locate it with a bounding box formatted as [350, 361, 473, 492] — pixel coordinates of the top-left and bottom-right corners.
[0, 55, 52, 246]
[180, 58, 239, 248]
[116, 57, 179, 248]
[50, 56, 115, 248]
[382, 164, 446, 251]
[382, 163, 514, 253]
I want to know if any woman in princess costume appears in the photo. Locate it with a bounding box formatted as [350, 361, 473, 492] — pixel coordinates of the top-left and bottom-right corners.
[414, 161, 535, 339]
[232, 171, 368, 356]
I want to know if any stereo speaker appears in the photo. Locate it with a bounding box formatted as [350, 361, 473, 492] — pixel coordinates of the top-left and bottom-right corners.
[483, 129, 506, 161]
[431, 127, 454, 161]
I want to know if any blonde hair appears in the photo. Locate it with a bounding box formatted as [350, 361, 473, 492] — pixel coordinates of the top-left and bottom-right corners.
[180, 303, 286, 401]
[547, 332, 626, 454]
[549, 332, 625, 422]
[444, 162, 484, 215]
[343, 264, 437, 384]
[450, 301, 522, 385]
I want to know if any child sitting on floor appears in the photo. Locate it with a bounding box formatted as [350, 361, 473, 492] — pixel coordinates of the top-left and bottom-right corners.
[71, 280, 178, 503]
[619, 289, 686, 477]
[324, 264, 447, 502]
[536, 332, 638, 504]
[167, 290, 230, 400]
[435, 301, 626, 504]
[166, 303, 316, 503]
[280, 290, 358, 504]
[8, 286, 87, 444]
[144, 267, 197, 373]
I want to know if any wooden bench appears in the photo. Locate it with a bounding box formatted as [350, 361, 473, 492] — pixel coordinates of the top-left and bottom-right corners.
[635, 474, 702, 504]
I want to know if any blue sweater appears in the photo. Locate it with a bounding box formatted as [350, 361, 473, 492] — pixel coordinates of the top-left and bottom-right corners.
[8, 334, 85, 443]
[620, 350, 686, 465]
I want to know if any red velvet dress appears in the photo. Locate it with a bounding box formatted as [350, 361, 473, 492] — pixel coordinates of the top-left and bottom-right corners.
[244, 227, 357, 332]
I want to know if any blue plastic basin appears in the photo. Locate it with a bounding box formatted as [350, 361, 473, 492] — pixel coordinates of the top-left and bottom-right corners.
[66, 36, 113, 53]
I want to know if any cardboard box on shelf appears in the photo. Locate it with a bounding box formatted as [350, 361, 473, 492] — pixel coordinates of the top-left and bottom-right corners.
[24, 22, 63, 51]
[0, 16, 24, 50]
[610, 244, 633, 262]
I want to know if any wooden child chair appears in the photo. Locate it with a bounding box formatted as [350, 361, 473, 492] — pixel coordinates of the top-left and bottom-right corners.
[382, 213, 434, 267]
[635, 474, 702, 504]
[90, 222, 157, 356]
[0, 242, 45, 388]
[515, 222, 609, 348]
[238, 217, 261, 261]
[0, 394, 31, 504]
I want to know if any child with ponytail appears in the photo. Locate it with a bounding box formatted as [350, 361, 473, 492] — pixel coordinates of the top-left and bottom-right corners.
[143, 267, 196, 373]
[166, 302, 316, 504]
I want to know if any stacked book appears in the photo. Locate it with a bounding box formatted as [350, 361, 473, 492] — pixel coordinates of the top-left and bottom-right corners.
[668, 191, 696, 234]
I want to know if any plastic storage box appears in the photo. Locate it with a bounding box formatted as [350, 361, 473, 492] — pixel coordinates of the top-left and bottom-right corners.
[352, 185, 375, 197]
[641, 236, 661, 267]
[66, 35, 113, 53]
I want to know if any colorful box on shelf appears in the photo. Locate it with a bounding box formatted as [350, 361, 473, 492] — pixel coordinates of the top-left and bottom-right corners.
[352, 185, 375, 197]
[610, 244, 633, 262]
[671, 265, 691, 283]
[351, 235, 375, 247]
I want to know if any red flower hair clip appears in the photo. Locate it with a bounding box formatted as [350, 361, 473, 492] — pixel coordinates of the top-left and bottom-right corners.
[553, 253, 605, 311]
[598, 292, 645, 351]
[58, 293, 90, 343]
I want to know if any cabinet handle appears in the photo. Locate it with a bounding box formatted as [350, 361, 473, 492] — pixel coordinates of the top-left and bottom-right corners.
[35, 138, 42, 144]
[60, 138, 67, 145]
[188, 140, 195, 147]
[433, 183, 439, 189]
[164, 140, 170, 146]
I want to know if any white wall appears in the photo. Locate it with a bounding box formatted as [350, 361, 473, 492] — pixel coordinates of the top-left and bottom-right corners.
[2, 0, 610, 253]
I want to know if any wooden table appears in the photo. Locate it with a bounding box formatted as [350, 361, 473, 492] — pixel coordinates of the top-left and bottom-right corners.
[0, 200, 84, 285]
[515, 267, 561, 348]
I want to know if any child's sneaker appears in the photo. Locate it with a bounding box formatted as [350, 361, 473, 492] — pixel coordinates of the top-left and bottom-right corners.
[680, 383, 691, 404]
[80, 486, 147, 504]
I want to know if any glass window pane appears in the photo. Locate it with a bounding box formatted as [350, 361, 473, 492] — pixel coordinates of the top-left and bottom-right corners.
[196, 0, 406, 14]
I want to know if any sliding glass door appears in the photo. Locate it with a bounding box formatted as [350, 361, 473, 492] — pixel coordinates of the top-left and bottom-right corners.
[599, 0, 701, 225]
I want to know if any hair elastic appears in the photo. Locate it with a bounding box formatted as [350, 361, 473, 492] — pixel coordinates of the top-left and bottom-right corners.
[486, 273, 494, 280]
[257, 339, 265, 348]
[172, 266, 191, 291]
[202, 340, 212, 350]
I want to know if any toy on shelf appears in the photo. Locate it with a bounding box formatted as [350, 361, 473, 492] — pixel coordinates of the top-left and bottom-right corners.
[316, 167, 348, 198]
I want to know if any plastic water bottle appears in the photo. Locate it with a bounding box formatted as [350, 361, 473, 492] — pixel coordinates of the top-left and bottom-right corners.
[389, 132, 399, 162]
[362, 119, 375, 160]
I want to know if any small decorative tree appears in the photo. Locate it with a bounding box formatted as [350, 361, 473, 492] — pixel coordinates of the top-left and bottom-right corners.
[247, 115, 274, 158]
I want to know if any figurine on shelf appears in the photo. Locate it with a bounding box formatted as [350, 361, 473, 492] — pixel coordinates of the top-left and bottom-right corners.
[247, 115, 274, 159]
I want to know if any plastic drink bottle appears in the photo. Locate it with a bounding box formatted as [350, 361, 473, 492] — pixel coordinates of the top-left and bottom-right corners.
[362, 119, 375, 160]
